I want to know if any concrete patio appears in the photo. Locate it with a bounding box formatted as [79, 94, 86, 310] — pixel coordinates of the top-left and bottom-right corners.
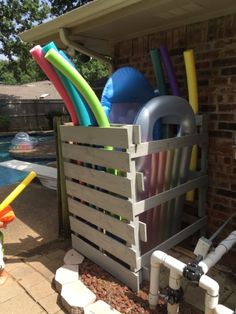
[0, 181, 235, 313]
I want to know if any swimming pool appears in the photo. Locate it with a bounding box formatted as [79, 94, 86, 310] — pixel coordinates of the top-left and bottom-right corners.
[0, 133, 56, 186]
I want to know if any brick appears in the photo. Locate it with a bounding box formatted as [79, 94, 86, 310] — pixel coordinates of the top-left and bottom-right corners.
[217, 189, 236, 199]
[222, 67, 236, 76]
[219, 122, 236, 131]
[212, 57, 236, 67]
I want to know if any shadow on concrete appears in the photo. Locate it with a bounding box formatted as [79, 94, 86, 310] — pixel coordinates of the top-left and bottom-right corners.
[0, 181, 60, 256]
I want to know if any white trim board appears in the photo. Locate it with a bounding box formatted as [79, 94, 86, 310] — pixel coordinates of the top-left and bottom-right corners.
[0, 159, 57, 190]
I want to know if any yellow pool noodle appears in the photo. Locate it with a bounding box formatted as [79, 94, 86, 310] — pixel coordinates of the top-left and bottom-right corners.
[0, 171, 37, 212]
[184, 49, 198, 201]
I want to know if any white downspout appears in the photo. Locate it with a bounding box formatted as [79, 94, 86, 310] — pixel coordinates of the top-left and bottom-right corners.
[199, 231, 236, 274]
[59, 27, 113, 72]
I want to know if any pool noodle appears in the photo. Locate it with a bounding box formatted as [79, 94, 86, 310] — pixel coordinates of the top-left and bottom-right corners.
[30, 45, 78, 125]
[45, 48, 110, 127]
[184, 49, 198, 201]
[42, 43, 92, 126]
[57, 49, 96, 125]
[159, 45, 180, 96]
[0, 171, 37, 211]
[149, 48, 168, 248]
[150, 48, 167, 95]
[159, 45, 184, 236]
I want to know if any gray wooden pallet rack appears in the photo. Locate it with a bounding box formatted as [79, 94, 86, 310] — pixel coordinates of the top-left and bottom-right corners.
[59, 114, 208, 291]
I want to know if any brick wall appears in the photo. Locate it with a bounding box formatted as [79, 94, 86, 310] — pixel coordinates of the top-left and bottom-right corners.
[114, 14, 236, 240]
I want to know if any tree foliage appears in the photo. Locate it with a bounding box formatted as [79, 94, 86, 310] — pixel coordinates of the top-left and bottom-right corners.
[50, 0, 93, 16]
[0, 0, 108, 86]
[0, 0, 50, 84]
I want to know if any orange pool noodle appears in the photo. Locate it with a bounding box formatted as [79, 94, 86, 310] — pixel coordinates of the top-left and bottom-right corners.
[0, 205, 15, 224]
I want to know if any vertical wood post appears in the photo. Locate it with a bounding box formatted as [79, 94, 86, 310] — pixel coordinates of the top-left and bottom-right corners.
[54, 116, 71, 238]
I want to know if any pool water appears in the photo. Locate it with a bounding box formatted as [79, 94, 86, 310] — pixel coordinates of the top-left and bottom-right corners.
[0, 134, 55, 186]
[0, 137, 12, 162]
[0, 165, 28, 186]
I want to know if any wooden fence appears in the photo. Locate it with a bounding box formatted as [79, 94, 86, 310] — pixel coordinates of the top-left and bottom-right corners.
[0, 99, 68, 131]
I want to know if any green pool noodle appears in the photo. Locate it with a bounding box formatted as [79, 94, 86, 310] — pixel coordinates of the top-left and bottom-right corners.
[45, 48, 110, 128]
[150, 48, 167, 95]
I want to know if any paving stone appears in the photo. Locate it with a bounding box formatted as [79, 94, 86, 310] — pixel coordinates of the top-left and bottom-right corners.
[182, 281, 205, 312]
[26, 255, 56, 282]
[47, 249, 66, 261]
[39, 292, 62, 314]
[10, 262, 35, 280]
[17, 269, 46, 289]
[0, 291, 43, 314]
[55, 264, 79, 293]
[0, 276, 24, 303]
[5, 258, 25, 272]
[46, 249, 66, 264]
[61, 280, 96, 314]
[64, 249, 84, 265]
[84, 300, 121, 314]
[28, 279, 56, 302]
[224, 290, 236, 310]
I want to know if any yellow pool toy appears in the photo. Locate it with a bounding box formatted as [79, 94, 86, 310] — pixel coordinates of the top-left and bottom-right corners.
[184, 49, 198, 201]
[0, 171, 37, 221]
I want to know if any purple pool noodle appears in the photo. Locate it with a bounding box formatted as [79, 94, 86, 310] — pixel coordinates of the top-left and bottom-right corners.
[159, 45, 180, 96]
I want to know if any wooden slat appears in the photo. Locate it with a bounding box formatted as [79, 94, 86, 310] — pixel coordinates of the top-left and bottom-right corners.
[60, 125, 132, 148]
[62, 143, 131, 172]
[71, 234, 140, 292]
[66, 180, 134, 220]
[70, 216, 137, 268]
[130, 134, 207, 158]
[64, 162, 132, 198]
[133, 175, 208, 216]
[68, 198, 135, 244]
[141, 216, 207, 267]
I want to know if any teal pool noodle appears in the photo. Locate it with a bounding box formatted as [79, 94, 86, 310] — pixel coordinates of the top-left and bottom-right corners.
[42, 42, 92, 126]
[150, 48, 167, 96]
[59, 49, 97, 125]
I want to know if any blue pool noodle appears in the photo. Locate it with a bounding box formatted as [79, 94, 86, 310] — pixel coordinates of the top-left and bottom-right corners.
[42, 42, 92, 126]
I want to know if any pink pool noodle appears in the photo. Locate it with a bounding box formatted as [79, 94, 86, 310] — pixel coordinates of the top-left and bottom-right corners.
[30, 45, 78, 125]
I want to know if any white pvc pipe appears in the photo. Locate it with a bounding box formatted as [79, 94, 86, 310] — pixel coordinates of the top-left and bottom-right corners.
[199, 231, 236, 274]
[199, 275, 219, 314]
[149, 251, 225, 314]
[214, 304, 234, 314]
[149, 250, 186, 312]
[149, 250, 167, 309]
[167, 269, 182, 314]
